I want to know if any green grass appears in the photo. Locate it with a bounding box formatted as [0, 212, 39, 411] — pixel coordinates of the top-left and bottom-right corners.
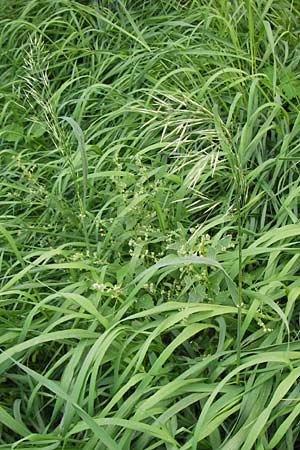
[1, 0, 300, 448]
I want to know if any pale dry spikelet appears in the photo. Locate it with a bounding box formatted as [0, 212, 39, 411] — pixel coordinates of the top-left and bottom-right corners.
[21, 34, 64, 148]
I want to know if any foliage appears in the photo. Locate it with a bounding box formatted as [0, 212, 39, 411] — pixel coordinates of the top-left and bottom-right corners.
[0, 0, 300, 448]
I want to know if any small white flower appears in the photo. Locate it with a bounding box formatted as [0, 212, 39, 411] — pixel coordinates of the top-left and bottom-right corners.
[92, 282, 106, 291]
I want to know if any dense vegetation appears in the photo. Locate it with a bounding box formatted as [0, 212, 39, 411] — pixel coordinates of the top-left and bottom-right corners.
[1, 0, 300, 448]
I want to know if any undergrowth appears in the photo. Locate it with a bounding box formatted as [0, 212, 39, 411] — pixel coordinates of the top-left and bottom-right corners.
[1, 0, 300, 449]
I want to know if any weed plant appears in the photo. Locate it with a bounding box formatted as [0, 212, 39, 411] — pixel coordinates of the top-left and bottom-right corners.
[0, 0, 300, 449]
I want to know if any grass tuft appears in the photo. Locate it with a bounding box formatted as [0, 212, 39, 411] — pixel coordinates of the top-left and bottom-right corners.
[1, 0, 300, 448]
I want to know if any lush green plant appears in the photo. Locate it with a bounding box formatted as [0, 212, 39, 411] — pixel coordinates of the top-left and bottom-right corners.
[1, 0, 300, 449]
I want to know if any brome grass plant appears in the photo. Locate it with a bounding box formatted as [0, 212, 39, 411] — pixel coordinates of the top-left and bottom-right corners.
[1, 0, 300, 449]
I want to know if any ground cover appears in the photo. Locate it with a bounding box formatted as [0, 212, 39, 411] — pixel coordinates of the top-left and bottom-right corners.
[1, 1, 300, 448]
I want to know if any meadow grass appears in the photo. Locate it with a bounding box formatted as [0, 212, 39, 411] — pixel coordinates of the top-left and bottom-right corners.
[0, 0, 300, 449]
